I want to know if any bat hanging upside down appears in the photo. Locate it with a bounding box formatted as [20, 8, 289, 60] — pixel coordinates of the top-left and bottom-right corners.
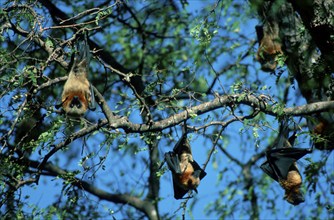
[256, 22, 283, 72]
[260, 122, 312, 205]
[60, 33, 95, 117]
[161, 131, 206, 199]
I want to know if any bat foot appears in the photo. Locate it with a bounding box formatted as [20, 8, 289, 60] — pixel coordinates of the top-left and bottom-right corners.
[175, 195, 194, 200]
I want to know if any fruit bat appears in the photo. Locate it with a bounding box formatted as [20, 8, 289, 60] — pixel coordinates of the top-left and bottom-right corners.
[312, 116, 334, 151]
[60, 33, 95, 117]
[260, 121, 312, 205]
[162, 131, 206, 199]
[256, 22, 283, 72]
[261, 147, 312, 205]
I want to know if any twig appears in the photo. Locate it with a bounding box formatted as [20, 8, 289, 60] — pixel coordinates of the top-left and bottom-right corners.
[202, 126, 224, 171]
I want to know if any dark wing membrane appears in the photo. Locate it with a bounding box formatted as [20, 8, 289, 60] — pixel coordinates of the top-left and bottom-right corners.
[165, 152, 189, 199]
[173, 133, 190, 155]
[269, 147, 312, 161]
[172, 177, 189, 200]
[255, 25, 264, 43]
[270, 156, 297, 180]
[260, 160, 279, 181]
[287, 132, 297, 146]
[165, 152, 181, 174]
[77, 32, 90, 65]
[191, 160, 207, 180]
[266, 147, 311, 180]
[88, 84, 96, 110]
[274, 120, 291, 148]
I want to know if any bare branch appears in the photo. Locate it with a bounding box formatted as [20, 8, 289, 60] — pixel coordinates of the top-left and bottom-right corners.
[28, 159, 159, 220]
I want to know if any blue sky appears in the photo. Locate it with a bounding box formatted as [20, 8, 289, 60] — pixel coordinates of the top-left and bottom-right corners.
[1, 0, 333, 219]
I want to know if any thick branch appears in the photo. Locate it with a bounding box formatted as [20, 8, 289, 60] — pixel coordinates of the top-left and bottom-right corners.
[111, 94, 334, 132]
[36, 93, 334, 176]
[288, 0, 334, 69]
[29, 160, 158, 220]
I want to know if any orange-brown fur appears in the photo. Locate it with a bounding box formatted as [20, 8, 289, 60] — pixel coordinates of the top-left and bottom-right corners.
[177, 152, 200, 190]
[313, 120, 334, 150]
[178, 171, 200, 190]
[314, 121, 326, 134]
[256, 23, 283, 72]
[279, 167, 304, 205]
[61, 59, 91, 117]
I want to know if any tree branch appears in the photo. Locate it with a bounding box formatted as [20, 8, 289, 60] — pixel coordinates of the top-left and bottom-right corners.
[36, 92, 334, 182]
[288, 0, 334, 70]
[28, 159, 159, 220]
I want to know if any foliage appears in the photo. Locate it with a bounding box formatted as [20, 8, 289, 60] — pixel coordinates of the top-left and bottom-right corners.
[0, 0, 333, 219]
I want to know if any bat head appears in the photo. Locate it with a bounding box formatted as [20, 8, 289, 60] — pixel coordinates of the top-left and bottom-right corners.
[62, 90, 89, 117]
[284, 189, 305, 206]
[172, 159, 207, 199]
[172, 168, 201, 200]
[283, 183, 305, 206]
[279, 170, 304, 205]
[178, 170, 201, 190]
[257, 49, 279, 72]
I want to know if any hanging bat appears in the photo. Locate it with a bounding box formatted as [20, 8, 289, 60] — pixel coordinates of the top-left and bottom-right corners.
[260, 121, 312, 205]
[312, 116, 334, 150]
[161, 130, 206, 199]
[256, 22, 283, 72]
[60, 33, 95, 117]
[261, 147, 312, 205]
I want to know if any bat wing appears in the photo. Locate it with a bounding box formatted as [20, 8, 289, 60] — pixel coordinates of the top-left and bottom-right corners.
[260, 160, 279, 181]
[165, 153, 207, 199]
[274, 120, 293, 149]
[77, 31, 90, 66]
[191, 160, 207, 180]
[165, 152, 189, 199]
[172, 178, 189, 200]
[262, 147, 312, 180]
[255, 25, 264, 43]
[164, 152, 181, 174]
[168, 126, 208, 199]
[88, 84, 96, 110]
[173, 132, 190, 155]
[174, 160, 207, 199]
